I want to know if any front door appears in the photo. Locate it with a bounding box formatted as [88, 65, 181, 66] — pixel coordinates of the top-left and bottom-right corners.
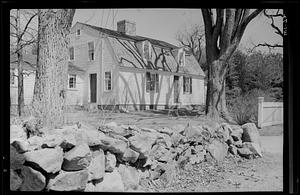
[90, 74, 97, 103]
[174, 76, 179, 103]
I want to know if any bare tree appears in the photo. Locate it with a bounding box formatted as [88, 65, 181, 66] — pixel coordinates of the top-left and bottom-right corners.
[252, 9, 285, 51]
[176, 25, 205, 64]
[31, 9, 75, 129]
[10, 9, 38, 116]
[201, 9, 263, 121]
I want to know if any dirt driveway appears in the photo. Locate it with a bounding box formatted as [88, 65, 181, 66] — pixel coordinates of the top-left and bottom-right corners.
[260, 135, 283, 155]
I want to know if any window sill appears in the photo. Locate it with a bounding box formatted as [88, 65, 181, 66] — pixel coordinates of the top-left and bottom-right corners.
[104, 90, 112, 93]
[67, 88, 78, 91]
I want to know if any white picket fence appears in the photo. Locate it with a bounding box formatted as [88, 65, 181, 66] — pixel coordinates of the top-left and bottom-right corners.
[257, 97, 283, 128]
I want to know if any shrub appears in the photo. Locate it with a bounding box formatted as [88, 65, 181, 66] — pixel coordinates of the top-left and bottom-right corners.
[228, 89, 275, 125]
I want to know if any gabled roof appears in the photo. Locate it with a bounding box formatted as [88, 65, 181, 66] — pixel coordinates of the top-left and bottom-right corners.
[78, 22, 179, 49]
[10, 53, 85, 72]
[77, 22, 205, 77]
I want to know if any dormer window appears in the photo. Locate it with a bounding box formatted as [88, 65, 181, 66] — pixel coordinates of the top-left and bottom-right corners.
[178, 49, 185, 67]
[143, 41, 152, 61]
[76, 29, 81, 36]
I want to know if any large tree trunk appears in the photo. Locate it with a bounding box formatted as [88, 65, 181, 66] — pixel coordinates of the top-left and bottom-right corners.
[31, 9, 75, 129]
[16, 9, 24, 117]
[205, 59, 229, 120]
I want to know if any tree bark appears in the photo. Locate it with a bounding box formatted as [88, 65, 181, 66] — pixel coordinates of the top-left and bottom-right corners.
[16, 9, 25, 117]
[31, 9, 75, 129]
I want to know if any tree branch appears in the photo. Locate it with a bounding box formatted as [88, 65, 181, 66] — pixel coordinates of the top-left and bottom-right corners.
[201, 9, 213, 41]
[212, 9, 224, 47]
[264, 9, 283, 37]
[251, 43, 283, 52]
[19, 13, 38, 41]
[220, 9, 235, 55]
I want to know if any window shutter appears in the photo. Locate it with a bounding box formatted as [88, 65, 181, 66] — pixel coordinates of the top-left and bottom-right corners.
[190, 77, 192, 93]
[183, 77, 186, 92]
[155, 74, 159, 93]
[146, 72, 150, 92]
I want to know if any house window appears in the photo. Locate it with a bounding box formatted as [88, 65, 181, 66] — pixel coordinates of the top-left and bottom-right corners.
[88, 42, 94, 61]
[105, 71, 112, 91]
[10, 69, 15, 85]
[183, 76, 192, 94]
[69, 47, 74, 60]
[76, 29, 81, 36]
[146, 72, 159, 93]
[143, 41, 152, 61]
[69, 74, 76, 89]
[178, 50, 185, 67]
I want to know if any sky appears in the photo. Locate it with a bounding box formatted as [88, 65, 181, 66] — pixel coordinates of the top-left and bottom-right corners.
[72, 9, 283, 53]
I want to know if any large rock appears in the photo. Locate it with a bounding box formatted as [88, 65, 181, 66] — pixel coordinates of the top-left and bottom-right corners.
[171, 132, 184, 147]
[24, 147, 63, 174]
[84, 182, 95, 192]
[47, 170, 89, 191]
[171, 124, 186, 134]
[62, 143, 92, 171]
[241, 123, 261, 145]
[59, 134, 77, 151]
[10, 125, 27, 143]
[10, 145, 25, 170]
[94, 169, 125, 192]
[237, 147, 254, 159]
[117, 164, 140, 191]
[10, 169, 23, 191]
[243, 142, 263, 157]
[84, 130, 106, 147]
[183, 124, 203, 139]
[230, 125, 243, 141]
[105, 151, 116, 172]
[104, 122, 128, 136]
[74, 129, 89, 145]
[155, 133, 172, 148]
[156, 127, 173, 136]
[11, 139, 30, 153]
[41, 134, 64, 148]
[26, 135, 44, 150]
[128, 133, 157, 158]
[98, 136, 128, 155]
[19, 166, 46, 191]
[150, 144, 171, 162]
[207, 139, 228, 162]
[88, 149, 105, 181]
[120, 148, 140, 163]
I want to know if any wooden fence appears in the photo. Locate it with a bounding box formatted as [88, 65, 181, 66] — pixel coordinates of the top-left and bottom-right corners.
[257, 97, 283, 128]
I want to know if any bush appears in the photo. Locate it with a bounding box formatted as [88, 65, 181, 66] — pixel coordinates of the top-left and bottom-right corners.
[228, 89, 275, 125]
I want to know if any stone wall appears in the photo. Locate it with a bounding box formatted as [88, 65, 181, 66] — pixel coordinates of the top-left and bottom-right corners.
[10, 118, 262, 192]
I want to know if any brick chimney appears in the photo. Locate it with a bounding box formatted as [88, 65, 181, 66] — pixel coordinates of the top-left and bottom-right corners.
[117, 20, 136, 36]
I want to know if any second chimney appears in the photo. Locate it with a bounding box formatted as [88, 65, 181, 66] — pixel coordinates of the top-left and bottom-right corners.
[117, 20, 136, 36]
